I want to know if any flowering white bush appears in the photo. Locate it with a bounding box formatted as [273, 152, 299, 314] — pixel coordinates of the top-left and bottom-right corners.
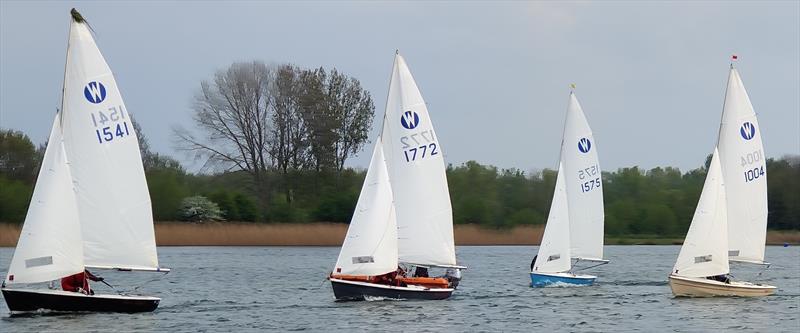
[178, 195, 224, 222]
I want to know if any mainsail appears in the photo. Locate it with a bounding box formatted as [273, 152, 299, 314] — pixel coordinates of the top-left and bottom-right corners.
[717, 67, 768, 264]
[333, 141, 398, 276]
[380, 53, 456, 267]
[532, 164, 572, 273]
[59, 13, 160, 271]
[5, 115, 85, 285]
[561, 92, 605, 261]
[672, 149, 730, 278]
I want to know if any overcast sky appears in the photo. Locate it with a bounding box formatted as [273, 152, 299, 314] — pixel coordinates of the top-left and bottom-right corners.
[1, 1, 798, 173]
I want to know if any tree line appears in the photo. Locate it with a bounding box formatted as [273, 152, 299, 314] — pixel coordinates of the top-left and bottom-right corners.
[1, 60, 797, 237]
[2, 126, 798, 235]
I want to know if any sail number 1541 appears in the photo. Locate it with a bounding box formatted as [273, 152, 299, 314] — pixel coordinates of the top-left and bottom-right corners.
[90, 105, 131, 144]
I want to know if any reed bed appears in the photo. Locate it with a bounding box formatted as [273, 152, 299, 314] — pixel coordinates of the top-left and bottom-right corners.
[0, 223, 797, 247]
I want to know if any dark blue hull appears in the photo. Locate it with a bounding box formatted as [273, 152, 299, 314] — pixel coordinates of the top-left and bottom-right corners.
[2, 288, 160, 313]
[330, 279, 453, 301]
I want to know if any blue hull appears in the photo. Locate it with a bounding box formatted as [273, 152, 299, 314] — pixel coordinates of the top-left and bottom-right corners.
[530, 272, 596, 287]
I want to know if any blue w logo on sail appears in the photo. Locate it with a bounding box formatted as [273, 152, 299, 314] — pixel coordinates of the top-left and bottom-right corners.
[83, 81, 107, 104]
[740, 122, 756, 140]
[400, 111, 420, 130]
[578, 138, 591, 153]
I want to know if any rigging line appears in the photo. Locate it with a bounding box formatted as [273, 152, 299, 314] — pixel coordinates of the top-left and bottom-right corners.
[131, 270, 170, 293]
[755, 263, 772, 281]
[99, 279, 123, 296]
[570, 260, 609, 273]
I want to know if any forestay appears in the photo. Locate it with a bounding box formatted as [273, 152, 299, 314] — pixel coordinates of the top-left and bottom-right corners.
[561, 92, 605, 261]
[533, 163, 572, 273]
[717, 67, 768, 264]
[381, 53, 456, 267]
[5, 115, 85, 285]
[333, 141, 398, 276]
[60, 17, 160, 271]
[672, 149, 730, 278]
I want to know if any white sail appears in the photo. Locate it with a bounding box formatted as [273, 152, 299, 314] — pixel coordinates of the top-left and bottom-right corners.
[561, 92, 605, 261]
[333, 141, 398, 276]
[381, 53, 456, 266]
[5, 115, 85, 285]
[672, 149, 730, 278]
[717, 67, 768, 264]
[59, 17, 159, 270]
[532, 163, 572, 273]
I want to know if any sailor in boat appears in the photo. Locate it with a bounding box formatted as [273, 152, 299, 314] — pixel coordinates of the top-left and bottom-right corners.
[443, 268, 461, 288]
[61, 269, 104, 295]
[413, 266, 429, 278]
[706, 274, 731, 284]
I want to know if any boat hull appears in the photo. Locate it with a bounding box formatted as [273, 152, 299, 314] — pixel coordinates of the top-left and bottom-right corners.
[329, 278, 453, 301]
[1, 288, 160, 313]
[668, 275, 776, 297]
[530, 272, 596, 287]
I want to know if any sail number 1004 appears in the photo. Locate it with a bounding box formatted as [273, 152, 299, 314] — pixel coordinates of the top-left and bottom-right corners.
[743, 166, 765, 183]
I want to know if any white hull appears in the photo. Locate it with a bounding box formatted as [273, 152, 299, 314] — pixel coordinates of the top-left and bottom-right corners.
[668, 275, 775, 297]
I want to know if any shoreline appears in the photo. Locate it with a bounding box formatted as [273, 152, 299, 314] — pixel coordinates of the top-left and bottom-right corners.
[1, 223, 798, 247]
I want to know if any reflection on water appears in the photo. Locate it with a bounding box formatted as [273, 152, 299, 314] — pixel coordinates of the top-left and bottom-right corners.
[1, 246, 798, 331]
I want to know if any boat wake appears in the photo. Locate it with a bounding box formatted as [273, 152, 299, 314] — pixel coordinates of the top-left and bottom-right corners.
[613, 280, 669, 287]
[539, 282, 590, 288]
[363, 296, 405, 302]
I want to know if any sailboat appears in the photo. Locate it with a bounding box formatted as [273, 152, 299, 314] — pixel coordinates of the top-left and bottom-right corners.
[668, 61, 775, 297]
[530, 90, 607, 287]
[1, 9, 169, 313]
[329, 52, 464, 301]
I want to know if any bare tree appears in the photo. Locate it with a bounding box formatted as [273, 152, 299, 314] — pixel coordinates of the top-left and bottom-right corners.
[326, 69, 374, 171]
[269, 64, 309, 203]
[297, 67, 337, 172]
[132, 116, 182, 171]
[295, 67, 375, 172]
[176, 61, 375, 214]
[176, 61, 273, 211]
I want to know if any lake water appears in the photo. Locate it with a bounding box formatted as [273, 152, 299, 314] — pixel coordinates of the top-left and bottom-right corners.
[0, 246, 798, 332]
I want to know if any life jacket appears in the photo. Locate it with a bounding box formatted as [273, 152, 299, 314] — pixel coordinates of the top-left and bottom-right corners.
[61, 272, 90, 293]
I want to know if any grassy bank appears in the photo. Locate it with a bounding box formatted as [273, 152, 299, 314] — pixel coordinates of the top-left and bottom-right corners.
[1, 223, 799, 247]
